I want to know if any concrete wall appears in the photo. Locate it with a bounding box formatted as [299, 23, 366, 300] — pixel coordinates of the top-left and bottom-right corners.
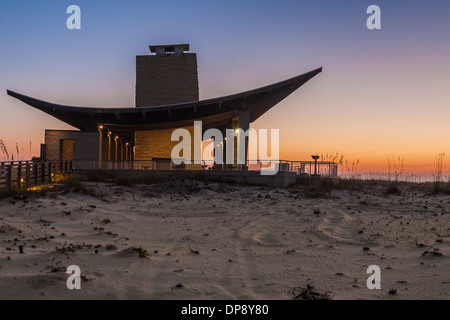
[74, 169, 298, 188]
[136, 53, 199, 106]
[135, 127, 202, 170]
[45, 130, 101, 169]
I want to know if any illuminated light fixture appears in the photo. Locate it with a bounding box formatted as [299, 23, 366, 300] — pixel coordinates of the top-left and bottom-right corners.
[108, 131, 112, 135]
[115, 136, 119, 140]
[126, 143, 129, 146]
[234, 129, 239, 133]
[99, 125, 103, 129]
[20, 179, 24, 182]
[224, 137, 227, 141]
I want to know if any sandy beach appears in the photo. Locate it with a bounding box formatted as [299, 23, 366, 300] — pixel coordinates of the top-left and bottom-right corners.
[0, 179, 449, 300]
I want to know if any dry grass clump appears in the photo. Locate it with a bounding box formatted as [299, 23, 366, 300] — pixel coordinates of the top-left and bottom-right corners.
[385, 184, 401, 195]
[292, 177, 334, 197]
[133, 247, 148, 258]
[430, 152, 450, 194]
[422, 247, 444, 257]
[0, 187, 20, 199]
[288, 284, 333, 300]
[57, 174, 102, 198]
[432, 182, 450, 195]
[291, 177, 364, 197]
[59, 174, 83, 190]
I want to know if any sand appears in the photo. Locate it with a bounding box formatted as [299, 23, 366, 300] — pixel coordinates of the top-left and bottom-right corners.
[0, 179, 449, 300]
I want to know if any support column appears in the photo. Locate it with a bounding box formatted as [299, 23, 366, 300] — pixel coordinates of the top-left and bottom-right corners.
[229, 109, 250, 170]
[108, 132, 112, 161]
[238, 108, 250, 170]
[99, 128, 109, 169]
[114, 136, 118, 169]
[109, 133, 115, 169]
[99, 128, 103, 163]
[120, 141, 124, 169]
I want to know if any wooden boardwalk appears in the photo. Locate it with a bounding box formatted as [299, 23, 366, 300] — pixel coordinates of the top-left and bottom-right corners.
[0, 160, 72, 191]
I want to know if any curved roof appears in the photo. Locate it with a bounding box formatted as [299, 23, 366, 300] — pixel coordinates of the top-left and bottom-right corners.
[7, 67, 322, 132]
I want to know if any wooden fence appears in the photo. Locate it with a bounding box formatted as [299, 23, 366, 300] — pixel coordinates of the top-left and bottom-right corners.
[0, 160, 73, 191]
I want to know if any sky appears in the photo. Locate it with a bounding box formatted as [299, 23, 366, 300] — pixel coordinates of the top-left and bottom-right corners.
[1, 0, 450, 175]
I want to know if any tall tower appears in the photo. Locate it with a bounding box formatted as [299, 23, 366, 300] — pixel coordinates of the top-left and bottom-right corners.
[135, 44, 199, 107]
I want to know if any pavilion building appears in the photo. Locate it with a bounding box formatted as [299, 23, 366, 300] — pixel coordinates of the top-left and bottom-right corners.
[7, 44, 322, 171]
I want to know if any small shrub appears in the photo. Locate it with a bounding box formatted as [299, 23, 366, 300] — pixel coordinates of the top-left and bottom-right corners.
[60, 174, 83, 191]
[385, 184, 401, 195]
[338, 179, 362, 191]
[432, 182, 450, 195]
[289, 284, 333, 300]
[294, 177, 334, 197]
[413, 237, 426, 248]
[189, 246, 200, 255]
[79, 184, 101, 198]
[422, 247, 443, 257]
[0, 187, 20, 199]
[105, 244, 117, 250]
[134, 246, 147, 258]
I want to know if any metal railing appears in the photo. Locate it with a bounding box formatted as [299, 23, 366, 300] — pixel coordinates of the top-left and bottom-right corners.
[71, 159, 338, 177]
[72, 159, 202, 171]
[246, 160, 338, 177]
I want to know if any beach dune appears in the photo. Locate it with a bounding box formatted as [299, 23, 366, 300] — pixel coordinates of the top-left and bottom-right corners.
[0, 179, 449, 299]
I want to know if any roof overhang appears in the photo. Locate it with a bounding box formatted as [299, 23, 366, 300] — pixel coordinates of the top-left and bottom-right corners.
[7, 67, 322, 132]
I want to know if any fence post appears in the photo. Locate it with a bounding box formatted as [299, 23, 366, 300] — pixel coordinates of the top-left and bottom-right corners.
[41, 162, 45, 184]
[17, 162, 22, 190]
[7, 164, 12, 189]
[26, 162, 31, 187]
[48, 162, 52, 183]
[33, 162, 38, 186]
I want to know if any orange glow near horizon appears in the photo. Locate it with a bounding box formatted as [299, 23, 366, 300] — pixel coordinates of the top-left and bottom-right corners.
[0, 119, 448, 176]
